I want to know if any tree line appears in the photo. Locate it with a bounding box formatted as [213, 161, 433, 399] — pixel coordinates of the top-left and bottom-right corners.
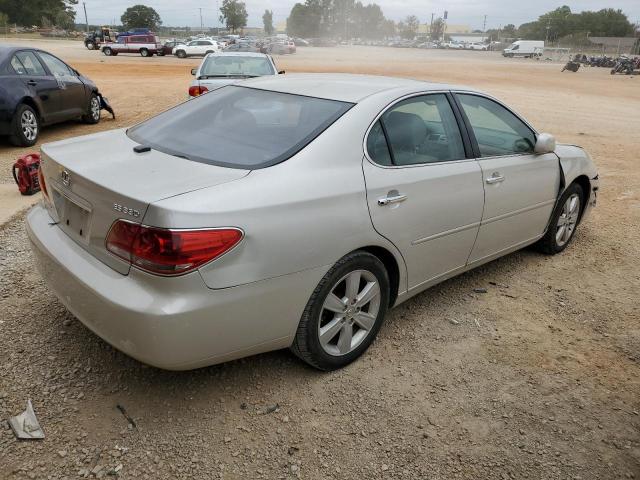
[487, 6, 636, 44]
[1, 0, 637, 43]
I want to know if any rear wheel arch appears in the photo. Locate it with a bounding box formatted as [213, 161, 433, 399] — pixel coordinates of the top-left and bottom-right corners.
[18, 97, 41, 121]
[353, 245, 400, 308]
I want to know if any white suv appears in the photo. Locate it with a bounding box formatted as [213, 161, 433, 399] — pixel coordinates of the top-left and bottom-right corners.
[173, 40, 220, 58]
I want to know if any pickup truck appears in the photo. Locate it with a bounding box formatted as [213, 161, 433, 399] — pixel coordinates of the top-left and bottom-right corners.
[101, 35, 163, 57]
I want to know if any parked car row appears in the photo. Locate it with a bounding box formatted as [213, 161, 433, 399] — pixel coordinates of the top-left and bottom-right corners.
[88, 32, 299, 58]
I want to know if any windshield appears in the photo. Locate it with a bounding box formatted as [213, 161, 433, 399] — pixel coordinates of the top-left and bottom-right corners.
[127, 86, 353, 169]
[199, 56, 274, 77]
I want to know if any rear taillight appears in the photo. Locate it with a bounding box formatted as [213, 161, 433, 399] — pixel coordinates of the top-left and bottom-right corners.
[188, 85, 209, 97]
[37, 165, 48, 200]
[106, 220, 243, 276]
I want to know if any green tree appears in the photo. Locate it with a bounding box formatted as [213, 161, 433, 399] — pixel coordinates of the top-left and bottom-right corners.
[286, 2, 321, 38]
[120, 5, 162, 31]
[219, 0, 248, 33]
[502, 24, 516, 36]
[0, 0, 77, 27]
[430, 17, 444, 40]
[401, 14, 419, 39]
[55, 9, 74, 29]
[262, 9, 274, 35]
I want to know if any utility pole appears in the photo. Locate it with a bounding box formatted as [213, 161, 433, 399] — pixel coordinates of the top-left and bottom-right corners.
[83, 2, 89, 32]
[199, 8, 203, 33]
[483, 14, 487, 33]
[545, 18, 551, 45]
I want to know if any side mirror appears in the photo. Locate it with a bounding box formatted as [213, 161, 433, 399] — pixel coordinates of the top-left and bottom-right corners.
[534, 133, 556, 154]
[278, 70, 285, 74]
[190, 68, 197, 76]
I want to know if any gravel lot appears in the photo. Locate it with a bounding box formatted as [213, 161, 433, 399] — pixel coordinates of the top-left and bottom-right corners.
[0, 39, 639, 479]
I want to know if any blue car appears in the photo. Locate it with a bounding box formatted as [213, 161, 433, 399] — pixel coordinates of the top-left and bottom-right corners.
[0, 45, 113, 147]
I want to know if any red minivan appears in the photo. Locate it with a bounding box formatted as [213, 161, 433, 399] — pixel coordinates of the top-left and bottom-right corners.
[101, 35, 163, 57]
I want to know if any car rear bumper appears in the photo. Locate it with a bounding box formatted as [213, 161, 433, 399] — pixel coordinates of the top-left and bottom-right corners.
[26, 204, 328, 370]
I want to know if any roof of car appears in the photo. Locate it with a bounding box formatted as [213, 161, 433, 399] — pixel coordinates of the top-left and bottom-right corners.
[242, 73, 471, 103]
[208, 52, 267, 58]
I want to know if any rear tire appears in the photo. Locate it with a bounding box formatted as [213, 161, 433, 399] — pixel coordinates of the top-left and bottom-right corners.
[535, 183, 584, 255]
[10, 104, 39, 147]
[140, 48, 150, 57]
[86, 42, 95, 50]
[290, 251, 390, 371]
[176, 50, 187, 58]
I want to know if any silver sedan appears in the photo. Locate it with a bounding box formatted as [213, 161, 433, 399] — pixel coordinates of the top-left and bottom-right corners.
[27, 74, 598, 370]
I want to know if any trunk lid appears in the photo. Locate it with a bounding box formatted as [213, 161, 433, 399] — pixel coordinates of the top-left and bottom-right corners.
[40, 128, 249, 274]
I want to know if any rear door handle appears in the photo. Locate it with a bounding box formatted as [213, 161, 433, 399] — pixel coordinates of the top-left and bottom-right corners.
[378, 194, 407, 206]
[486, 173, 505, 184]
[27, 80, 37, 86]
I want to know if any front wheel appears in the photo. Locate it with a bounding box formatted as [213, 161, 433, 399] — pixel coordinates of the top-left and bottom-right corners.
[291, 251, 390, 370]
[86, 42, 95, 50]
[176, 50, 187, 58]
[82, 93, 101, 124]
[536, 183, 584, 254]
[103, 47, 112, 56]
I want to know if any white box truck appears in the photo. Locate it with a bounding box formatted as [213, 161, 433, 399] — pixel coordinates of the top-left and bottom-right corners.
[503, 40, 544, 58]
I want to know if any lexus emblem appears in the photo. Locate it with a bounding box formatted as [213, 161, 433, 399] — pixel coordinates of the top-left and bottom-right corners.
[61, 170, 71, 187]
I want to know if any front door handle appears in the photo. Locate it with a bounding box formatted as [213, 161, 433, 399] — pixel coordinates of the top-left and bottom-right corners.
[27, 80, 37, 86]
[486, 172, 505, 184]
[378, 193, 408, 206]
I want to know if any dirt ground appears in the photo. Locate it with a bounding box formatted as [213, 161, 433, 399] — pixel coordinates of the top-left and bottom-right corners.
[0, 39, 639, 480]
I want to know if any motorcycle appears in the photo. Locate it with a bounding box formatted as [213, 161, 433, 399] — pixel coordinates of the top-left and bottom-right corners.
[610, 57, 636, 75]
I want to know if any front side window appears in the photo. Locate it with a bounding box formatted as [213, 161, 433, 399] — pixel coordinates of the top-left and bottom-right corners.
[367, 93, 466, 166]
[14, 52, 47, 76]
[37, 52, 73, 77]
[127, 86, 353, 169]
[456, 94, 535, 157]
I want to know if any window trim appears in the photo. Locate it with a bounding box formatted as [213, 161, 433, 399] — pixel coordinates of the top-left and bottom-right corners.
[451, 91, 539, 160]
[363, 90, 475, 170]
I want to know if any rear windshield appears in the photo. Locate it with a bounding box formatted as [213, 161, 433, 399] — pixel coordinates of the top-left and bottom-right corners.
[199, 56, 274, 77]
[127, 86, 353, 169]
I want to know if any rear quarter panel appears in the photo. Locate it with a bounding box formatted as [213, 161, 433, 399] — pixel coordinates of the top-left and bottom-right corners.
[143, 101, 408, 292]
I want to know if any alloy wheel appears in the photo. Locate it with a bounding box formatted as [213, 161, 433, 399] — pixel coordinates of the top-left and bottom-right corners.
[90, 97, 100, 121]
[21, 110, 38, 141]
[556, 193, 580, 247]
[318, 270, 381, 356]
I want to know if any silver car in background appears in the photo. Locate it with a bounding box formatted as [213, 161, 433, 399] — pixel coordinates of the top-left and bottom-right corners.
[188, 52, 280, 97]
[27, 74, 598, 371]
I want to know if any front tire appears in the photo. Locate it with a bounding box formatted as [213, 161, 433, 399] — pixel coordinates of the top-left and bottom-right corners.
[176, 50, 187, 58]
[291, 251, 390, 370]
[536, 183, 584, 254]
[82, 93, 101, 124]
[86, 42, 95, 50]
[10, 104, 39, 147]
[103, 47, 113, 56]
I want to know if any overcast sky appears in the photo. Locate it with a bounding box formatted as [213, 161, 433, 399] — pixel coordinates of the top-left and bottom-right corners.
[76, 0, 640, 31]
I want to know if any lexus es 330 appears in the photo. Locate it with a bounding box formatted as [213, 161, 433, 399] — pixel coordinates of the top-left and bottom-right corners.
[26, 74, 598, 370]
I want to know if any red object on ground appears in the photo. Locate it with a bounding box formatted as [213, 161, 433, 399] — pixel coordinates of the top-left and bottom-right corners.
[12, 152, 41, 196]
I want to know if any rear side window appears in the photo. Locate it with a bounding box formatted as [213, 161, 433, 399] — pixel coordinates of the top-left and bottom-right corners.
[366, 121, 392, 166]
[367, 93, 466, 166]
[127, 86, 353, 169]
[14, 52, 47, 76]
[456, 94, 535, 157]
